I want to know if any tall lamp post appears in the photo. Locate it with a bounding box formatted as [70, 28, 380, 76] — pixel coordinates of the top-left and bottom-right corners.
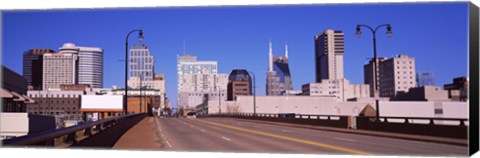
[218, 86, 221, 114]
[356, 24, 392, 121]
[247, 71, 256, 116]
[216, 82, 221, 114]
[139, 72, 149, 113]
[140, 73, 143, 113]
[125, 30, 144, 115]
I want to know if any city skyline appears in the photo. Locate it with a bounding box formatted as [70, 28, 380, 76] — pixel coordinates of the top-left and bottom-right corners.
[2, 2, 469, 108]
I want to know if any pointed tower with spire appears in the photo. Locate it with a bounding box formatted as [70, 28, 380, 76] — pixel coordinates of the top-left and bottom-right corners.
[266, 39, 293, 96]
[269, 39, 273, 72]
[285, 42, 288, 59]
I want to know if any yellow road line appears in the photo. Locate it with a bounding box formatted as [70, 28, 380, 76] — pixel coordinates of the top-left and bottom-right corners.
[193, 119, 371, 155]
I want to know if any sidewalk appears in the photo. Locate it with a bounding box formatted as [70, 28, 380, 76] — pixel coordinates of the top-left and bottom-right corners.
[113, 117, 162, 150]
[223, 118, 468, 146]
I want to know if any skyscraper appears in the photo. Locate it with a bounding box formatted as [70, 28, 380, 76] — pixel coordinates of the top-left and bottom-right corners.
[315, 29, 345, 82]
[177, 55, 217, 92]
[364, 54, 416, 98]
[416, 72, 436, 87]
[266, 41, 293, 96]
[43, 53, 78, 90]
[303, 29, 369, 101]
[128, 44, 155, 88]
[179, 73, 228, 108]
[59, 43, 103, 88]
[363, 57, 387, 97]
[228, 69, 252, 100]
[177, 54, 218, 108]
[23, 49, 55, 90]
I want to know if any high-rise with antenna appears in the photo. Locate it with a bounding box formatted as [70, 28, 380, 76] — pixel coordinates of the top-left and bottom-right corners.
[183, 39, 187, 55]
[177, 44, 220, 109]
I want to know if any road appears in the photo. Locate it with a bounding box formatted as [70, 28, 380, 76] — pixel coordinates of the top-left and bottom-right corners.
[154, 117, 468, 156]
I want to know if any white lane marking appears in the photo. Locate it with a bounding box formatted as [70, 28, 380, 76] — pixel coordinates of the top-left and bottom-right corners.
[157, 124, 172, 149]
[190, 125, 195, 128]
[201, 129, 206, 133]
[166, 141, 173, 148]
[281, 130, 291, 133]
[221, 136, 231, 141]
[334, 137, 357, 142]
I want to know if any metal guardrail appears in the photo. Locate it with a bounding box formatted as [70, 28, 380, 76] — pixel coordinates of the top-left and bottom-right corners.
[211, 113, 347, 119]
[203, 113, 469, 139]
[2, 113, 145, 146]
[204, 113, 350, 128]
[357, 116, 468, 126]
[207, 113, 468, 126]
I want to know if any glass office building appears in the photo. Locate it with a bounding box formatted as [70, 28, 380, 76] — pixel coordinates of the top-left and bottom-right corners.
[417, 72, 436, 87]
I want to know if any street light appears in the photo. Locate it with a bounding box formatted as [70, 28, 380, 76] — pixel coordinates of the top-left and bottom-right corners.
[247, 71, 256, 116]
[125, 29, 143, 115]
[139, 72, 150, 113]
[356, 24, 392, 121]
[219, 85, 221, 114]
[216, 82, 221, 114]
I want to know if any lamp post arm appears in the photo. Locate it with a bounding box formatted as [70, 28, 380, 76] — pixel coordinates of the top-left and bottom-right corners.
[125, 30, 142, 43]
[374, 24, 391, 32]
[358, 24, 376, 37]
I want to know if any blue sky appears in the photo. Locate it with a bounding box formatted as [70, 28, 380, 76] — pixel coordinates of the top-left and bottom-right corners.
[2, 2, 469, 108]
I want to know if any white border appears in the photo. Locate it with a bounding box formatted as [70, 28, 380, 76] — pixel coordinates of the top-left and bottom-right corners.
[0, 0, 477, 158]
[0, 0, 472, 10]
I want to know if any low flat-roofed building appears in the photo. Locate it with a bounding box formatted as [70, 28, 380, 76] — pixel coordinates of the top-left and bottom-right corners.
[302, 79, 369, 102]
[2, 66, 33, 113]
[60, 84, 91, 91]
[393, 86, 449, 101]
[0, 113, 56, 139]
[444, 77, 468, 101]
[80, 95, 123, 121]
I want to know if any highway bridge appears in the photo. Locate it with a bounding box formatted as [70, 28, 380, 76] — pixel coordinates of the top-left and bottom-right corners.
[3, 113, 469, 156]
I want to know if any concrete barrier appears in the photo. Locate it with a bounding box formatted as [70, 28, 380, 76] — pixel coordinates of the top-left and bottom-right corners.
[73, 114, 146, 147]
[356, 117, 468, 139]
[204, 113, 349, 128]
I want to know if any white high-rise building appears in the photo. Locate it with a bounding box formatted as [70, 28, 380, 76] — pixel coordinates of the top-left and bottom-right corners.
[302, 79, 370, 102]
[364, 54, 416, 98]
[179, 73, 228, 108]
[315, 29, 345, 82]
[59, 43, 103, 88]
[177, 54, 218, 108]
[129, 44, 154, 85]
[303, 29, 369, 102]
[43, 53, 78, 90]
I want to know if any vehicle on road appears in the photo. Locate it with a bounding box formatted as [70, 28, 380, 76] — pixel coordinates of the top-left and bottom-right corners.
[186, 112, 197, 118]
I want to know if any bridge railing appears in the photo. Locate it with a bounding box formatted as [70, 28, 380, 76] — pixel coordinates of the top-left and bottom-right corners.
[203, 113, 350, 128]
[356, 116, 468, 139]
[202, 113, 468, 139]
[2, 113, 146, 147]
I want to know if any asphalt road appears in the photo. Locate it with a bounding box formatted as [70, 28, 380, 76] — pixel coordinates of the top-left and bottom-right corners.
[154, 117, 468, 156]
